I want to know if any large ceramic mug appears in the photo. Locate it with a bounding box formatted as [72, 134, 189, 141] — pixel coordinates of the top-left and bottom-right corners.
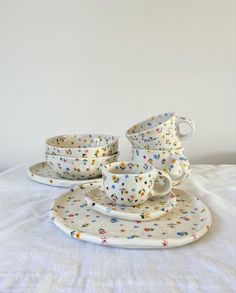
[126, 112, 195, 150]
[132, 148, 191, 185]
[102, 161, 172, 206]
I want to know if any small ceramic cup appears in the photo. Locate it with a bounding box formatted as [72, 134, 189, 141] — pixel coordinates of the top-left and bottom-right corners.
[132, 148, 191, 185]
[126, 112, 195, 150]
[102, 161, 172, 206]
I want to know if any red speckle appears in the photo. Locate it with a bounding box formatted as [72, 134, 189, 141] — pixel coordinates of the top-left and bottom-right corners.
[162, 240, 168, 247]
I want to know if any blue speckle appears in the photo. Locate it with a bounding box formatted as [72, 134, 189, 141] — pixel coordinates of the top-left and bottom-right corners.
[112, 185, 115, 189]
[110, 217, 119, 223]
[177, 232, 188, 237]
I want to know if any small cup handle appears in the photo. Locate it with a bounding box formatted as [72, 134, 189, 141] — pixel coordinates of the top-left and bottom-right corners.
[151, 170, 172, 196]
[176, 116, 195, 141]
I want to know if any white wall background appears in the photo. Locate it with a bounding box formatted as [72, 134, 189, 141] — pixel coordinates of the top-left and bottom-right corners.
[0, 0, 235, 171]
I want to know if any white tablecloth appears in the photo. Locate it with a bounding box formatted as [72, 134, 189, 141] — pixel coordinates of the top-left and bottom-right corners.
[0, 164, 236, 293]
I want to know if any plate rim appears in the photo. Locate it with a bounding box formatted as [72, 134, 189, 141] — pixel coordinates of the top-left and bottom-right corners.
[27, 161, 102, 188]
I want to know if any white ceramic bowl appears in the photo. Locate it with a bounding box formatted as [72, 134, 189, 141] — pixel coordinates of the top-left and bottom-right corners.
[45, 134, 119, 158]
[46, 152, 119, 180]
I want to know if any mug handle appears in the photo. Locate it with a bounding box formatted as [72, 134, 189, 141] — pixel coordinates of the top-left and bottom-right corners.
[166, 157, 186, 181]
[151, 170, 172, 196]
[176, 116, 195, 141]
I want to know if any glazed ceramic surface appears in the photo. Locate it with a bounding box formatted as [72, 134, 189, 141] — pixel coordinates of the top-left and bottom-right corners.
[132, 148, 191, 184]
[85, 187, 176, 221]
[46, 134, 119, 158]
[102, 161, 172, 206]
[27, 162, 102, 188]
[126, 112, 195, 150]
[46, 153, 119, 180]
[50, 182, 212, 249]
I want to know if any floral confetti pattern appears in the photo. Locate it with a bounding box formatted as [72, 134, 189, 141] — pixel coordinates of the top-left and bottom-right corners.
[125, 112, 195, 150]
[85, 186, 176, 221]
[46, 134, 119, 158]
[50, 182, 212, 249]
[46, 153, 119, 180]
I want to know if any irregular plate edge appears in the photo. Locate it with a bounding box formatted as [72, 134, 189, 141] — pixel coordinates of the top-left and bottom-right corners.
[27, 162, 102, 188]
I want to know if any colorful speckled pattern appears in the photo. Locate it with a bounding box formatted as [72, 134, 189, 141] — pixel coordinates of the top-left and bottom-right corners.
[46, 153, 119, 180]
[50, 182, 212, 249]
[85, 187, 176, 221]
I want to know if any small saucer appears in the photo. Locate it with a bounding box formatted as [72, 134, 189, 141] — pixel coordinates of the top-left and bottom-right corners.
[85, 187, 176, 221]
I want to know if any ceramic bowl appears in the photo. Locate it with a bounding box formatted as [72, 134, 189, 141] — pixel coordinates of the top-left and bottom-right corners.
[132, 148, 191, 185]
[46, 152, 119, 180]
[45, 134, 119, 158]
[126, 112, 195, 150]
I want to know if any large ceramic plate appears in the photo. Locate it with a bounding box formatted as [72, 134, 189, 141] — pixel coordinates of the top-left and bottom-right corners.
[50, 182, 212, 249]
[27, 162, 102, 188]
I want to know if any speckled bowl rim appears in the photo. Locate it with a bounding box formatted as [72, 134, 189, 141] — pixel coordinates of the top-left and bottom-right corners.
[45, 134, 119, 151]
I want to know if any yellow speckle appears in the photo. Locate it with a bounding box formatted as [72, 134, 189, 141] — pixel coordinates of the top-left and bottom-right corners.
[74, 232, 80, 239]
[145, 212, 151, 219]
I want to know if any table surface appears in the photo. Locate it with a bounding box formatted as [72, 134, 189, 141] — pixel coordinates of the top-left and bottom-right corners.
[0, 164, 236, 293]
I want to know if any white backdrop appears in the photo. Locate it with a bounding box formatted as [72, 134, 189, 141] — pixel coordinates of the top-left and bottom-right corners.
[0, 0, 235, 171]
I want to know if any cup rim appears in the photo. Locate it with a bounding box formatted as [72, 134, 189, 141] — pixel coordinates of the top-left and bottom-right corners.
[102, 161, 156, 176]
[125, 112, 175, 137]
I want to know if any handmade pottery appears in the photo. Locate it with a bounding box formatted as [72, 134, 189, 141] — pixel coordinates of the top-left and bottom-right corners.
[132, 148, 191, 184]
[27, 162, 102, 188]
[102, 161, 172, 206]
[50, 181, 212, 249]
[45, 134, 119, 158]
[126, 112, 195, 150]
[85, 187, 176, 221]
[46, 153, 119, 180]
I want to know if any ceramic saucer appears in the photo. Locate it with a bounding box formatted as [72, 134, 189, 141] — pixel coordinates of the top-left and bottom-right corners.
[50, 181, 212, 249]
[84, 188, 176, 221]
[27, 162, 102, 188]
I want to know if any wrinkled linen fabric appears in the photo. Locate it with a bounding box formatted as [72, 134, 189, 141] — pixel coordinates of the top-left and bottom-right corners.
[0, 164, 235, 293]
